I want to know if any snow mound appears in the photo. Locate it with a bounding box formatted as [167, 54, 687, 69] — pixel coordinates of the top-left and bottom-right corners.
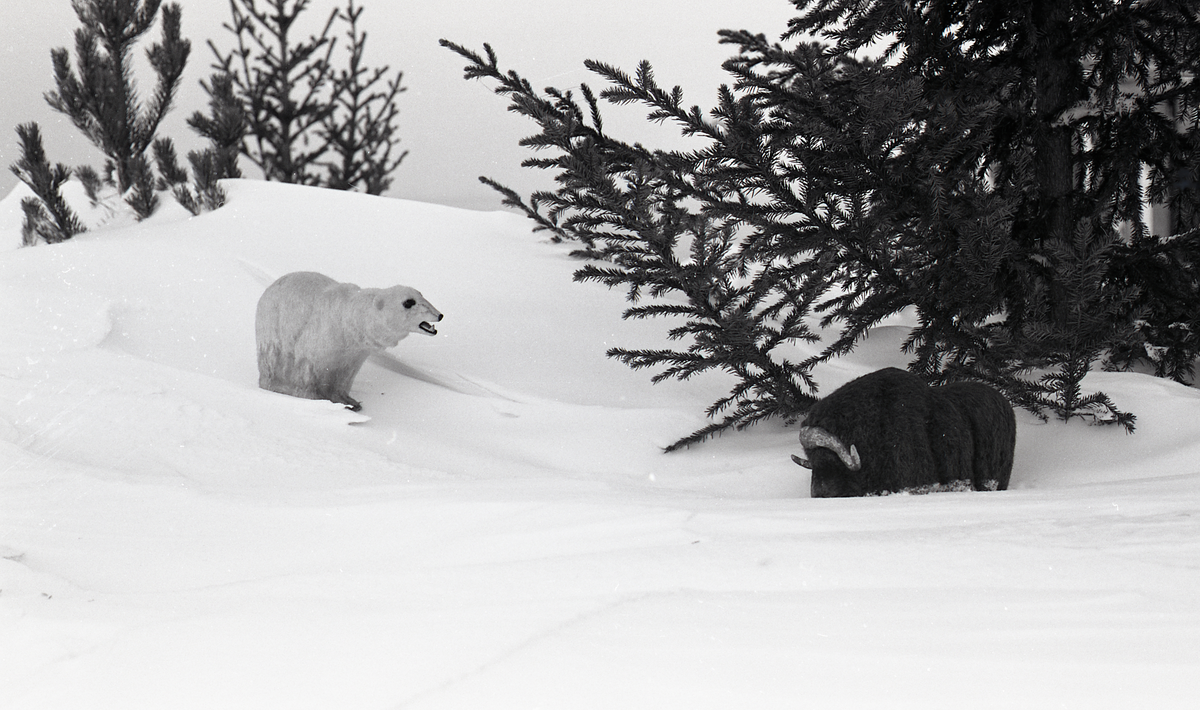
[1, 180, 1196, 709]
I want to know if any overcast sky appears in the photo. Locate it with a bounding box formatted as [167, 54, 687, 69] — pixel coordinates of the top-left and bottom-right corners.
[0, 0, 800, 211]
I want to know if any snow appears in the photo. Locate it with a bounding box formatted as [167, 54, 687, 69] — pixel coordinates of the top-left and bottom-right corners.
[1, 180, 1198, 709]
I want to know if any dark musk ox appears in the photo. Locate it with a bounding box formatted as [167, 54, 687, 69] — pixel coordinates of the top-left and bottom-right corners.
[791, 367, 1016, 497]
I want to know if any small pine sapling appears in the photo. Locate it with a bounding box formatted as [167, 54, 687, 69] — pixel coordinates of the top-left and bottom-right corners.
[154, 136, 229, 215]
[124, 154, 160, 219]
[188, 71, 246, 181]
[74, 165, 105, 206]
[153, 137, 200, 214]
[153, 137, 190, 190]
[45, 0, 190, 220]
[186, 149, 231, 212]
[18, 199, 58, 248]
[10, 122, 86, 245]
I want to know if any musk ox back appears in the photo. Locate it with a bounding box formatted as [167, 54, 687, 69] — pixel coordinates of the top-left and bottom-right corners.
[792, 368, 1015, 497]
[937, 381, 1015, 492]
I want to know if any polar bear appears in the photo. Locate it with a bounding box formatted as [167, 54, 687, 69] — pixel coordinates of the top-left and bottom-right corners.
[256, 271, 443, 411]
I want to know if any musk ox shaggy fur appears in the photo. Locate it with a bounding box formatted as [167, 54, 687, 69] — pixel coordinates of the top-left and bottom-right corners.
[256, 271, 443, 411]
[792, 367, 1015, 497]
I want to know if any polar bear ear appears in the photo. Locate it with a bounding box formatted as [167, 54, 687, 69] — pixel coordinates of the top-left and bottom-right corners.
[375, 296, 386, 310]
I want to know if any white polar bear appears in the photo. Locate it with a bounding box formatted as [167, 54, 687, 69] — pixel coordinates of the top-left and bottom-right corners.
[256, 271, 443, 411]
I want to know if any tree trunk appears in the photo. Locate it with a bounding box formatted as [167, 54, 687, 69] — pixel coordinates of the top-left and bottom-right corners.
[1031, 2, 1082, 329]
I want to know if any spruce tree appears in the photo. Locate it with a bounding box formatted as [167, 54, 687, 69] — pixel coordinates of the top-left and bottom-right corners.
[45, 0, 190, 220]
[442, 40, 821, 449]
[446, 1, 1199, 446]
[776, 0, 1200, 428]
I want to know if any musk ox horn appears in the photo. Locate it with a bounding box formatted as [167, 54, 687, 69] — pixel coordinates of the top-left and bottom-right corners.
[797, 426, 862, 472]
[791, 453, 811, 469]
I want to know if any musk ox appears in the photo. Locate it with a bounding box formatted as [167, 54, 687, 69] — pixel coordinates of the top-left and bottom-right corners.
[256, 271, 443, 411]
[791, 367, 1015, 497]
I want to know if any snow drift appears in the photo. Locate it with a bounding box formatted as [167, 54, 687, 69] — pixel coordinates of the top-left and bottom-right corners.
[1, 180, 1197, 709]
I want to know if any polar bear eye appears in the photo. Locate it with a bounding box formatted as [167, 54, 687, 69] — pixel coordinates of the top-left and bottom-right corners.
[403, 298, 416, 309]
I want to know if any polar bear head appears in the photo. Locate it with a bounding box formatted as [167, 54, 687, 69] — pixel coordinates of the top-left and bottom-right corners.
[365, 285, 443, 349]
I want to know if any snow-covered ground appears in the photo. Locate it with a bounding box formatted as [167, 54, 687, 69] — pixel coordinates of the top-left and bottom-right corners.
[1, 180, 1197, 709]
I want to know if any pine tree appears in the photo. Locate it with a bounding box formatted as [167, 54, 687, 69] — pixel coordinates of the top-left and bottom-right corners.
[45, 0, 190, 220]
[150, 136, 228, 214]
[186, 148, 234, 211]
[10, 123, 86, 245]
[188, 71, 247, 182]
[152, 136, 189, 190]
[171, 70, 248, 215]
[75, 165, 105, 206]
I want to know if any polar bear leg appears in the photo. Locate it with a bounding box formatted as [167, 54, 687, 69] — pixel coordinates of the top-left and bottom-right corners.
[256, 343, 358, 408]
[257, 342, 300, 395]
[307, 350, 370, 411]
[258, 349, 318, 401]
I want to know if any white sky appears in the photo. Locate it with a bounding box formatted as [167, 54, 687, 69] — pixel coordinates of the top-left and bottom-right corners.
[0, 0, 800, 210]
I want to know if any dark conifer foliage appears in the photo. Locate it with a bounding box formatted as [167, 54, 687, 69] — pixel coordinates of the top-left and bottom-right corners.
[446, 1, 1199, 445]
[152, 137, 189, 189]
[1107, 231, 1200, 383]
[785, 0, 1200, 427]
[173, 70, 248, 215]
[151, 136, 229, 215]
[703, 28, 1139, 427]
[185, 148, 233, 212]
[123, 152, 160, 219]
[75, 165, 105, 206]
[187, 71, 247, 181]
[45, 0, 190, 219]
[10, 123, 86, 245]
[442, 40, 821, 450]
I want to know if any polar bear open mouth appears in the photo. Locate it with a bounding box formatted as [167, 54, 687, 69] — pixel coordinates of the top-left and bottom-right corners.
[419, 322, 438, 335]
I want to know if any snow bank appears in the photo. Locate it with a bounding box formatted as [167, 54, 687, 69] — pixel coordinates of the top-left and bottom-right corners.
[1, 181, 1197, 709]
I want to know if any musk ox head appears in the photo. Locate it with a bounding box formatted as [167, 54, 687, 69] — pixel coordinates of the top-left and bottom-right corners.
[791, 367, 938, 498]
[791, 425, 866, 497]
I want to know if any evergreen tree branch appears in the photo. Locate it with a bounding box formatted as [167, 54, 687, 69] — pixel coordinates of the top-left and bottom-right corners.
[10, 122, 86, 244]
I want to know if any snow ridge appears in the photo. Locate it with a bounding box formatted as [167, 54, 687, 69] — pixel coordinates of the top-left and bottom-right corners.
[1, 180, 1196, 709]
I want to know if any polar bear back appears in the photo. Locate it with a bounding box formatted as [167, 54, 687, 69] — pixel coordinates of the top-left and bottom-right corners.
[256, 272, 373, 359]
